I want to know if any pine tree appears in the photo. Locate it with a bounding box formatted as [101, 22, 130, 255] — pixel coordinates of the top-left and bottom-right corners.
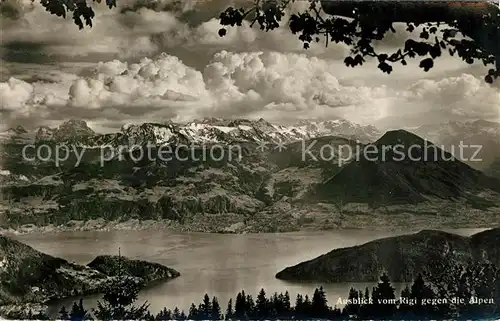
[245, 294, 255, 317]
[283, 291, 291, 315]
[92, 248, 149, 320]
[359, 287, 371, 318]
[212, 296, 222, 320]
[303, 294, 312, 317]
[156, 307, 172, 320]
[234, 291, 246, 318]
[410, 272, 435, 317]
[144, 311, 155, 321]
[225, 298, 233, 320]
[278, 292, 286, 317]
[59, 306, 69, 320]
[311, 286, 329, 318]
[69, 299, 92, 321]
[343, 287, 360, 317]
[398, 285, 412, 317]
[294, 294, 304, 317]
[172, 307, 181, 320]
[256, 288, 268, 318]
[372, 273, 397, 318]
[200, 293, 212, 319]
[411, 273, 426, 306]
[188, 303, 199, 320]
[271, 292, 279, 316]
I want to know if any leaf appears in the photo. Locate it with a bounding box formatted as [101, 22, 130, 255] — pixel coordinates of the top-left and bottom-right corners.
[378, 62, 392, 74]
[377, 54, 388, 63]
[419, 58, 434, 72]
[429, 44, 441, 59]
[344, 57, 355, 67]
[105, 0, 116, 9]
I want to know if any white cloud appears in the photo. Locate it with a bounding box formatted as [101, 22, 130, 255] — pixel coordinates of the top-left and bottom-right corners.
[1, 51, 498, 131]
[0, 78, 34, 109]
[1, 0, 498, 130]
[0, 0, 351, 64]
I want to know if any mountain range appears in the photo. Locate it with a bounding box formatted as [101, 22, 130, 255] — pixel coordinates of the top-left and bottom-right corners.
[275, 228, 500, 283]
[0, 118, 499, 233]
[0, 118, 382, 146]
[2, 118, 498, 170]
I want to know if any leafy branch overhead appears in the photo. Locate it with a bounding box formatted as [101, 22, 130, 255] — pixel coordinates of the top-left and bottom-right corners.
[218, 0, 500, 83]
[37, 0, 499, 83]
[39, 0, 116, 29]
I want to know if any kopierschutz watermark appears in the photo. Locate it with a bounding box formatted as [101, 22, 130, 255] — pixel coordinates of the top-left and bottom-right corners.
[301, 139, 484, 165]
[20, 139, 484, 167]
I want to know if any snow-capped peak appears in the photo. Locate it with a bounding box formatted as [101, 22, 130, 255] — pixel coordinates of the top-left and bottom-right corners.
[10, 118, 383, 147]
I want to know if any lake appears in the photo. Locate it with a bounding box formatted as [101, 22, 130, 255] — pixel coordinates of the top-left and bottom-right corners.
[12, 228, 486, 315]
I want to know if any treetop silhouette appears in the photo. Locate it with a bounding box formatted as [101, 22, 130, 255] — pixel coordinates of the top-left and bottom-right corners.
[36, 0, 499, 82]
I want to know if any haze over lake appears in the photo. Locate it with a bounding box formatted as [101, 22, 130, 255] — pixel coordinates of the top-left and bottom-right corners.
[11, 228, 486, 315]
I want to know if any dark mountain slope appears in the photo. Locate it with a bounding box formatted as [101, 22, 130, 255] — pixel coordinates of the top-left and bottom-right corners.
[275, 228, 500, 283]
[311, 130, 500, 207]
[0, 234, 180, 317]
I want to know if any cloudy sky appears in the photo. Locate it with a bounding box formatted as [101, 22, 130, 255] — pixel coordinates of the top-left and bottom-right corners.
[0, 0, 499, 133]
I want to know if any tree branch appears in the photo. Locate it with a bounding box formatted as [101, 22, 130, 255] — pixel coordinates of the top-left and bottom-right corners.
[320, 1, 500, 77]
[218, 0, 499, 82]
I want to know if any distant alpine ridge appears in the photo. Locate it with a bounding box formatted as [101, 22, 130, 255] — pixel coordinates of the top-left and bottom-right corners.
[3, 117, 498, 172]
[2, 118, 498, 153]
[0, 118, 382, 146]
[1, 118, 500, 233]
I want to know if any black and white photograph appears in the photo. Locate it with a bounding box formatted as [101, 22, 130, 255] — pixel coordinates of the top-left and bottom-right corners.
[0, 0, 500, 319]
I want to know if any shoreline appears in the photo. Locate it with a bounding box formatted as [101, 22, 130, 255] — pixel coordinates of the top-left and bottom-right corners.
[0, 216, 495, 236]
[0, 218, 176, 236]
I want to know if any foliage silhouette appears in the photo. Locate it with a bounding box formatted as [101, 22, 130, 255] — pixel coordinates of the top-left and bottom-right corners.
[91, 248, 150, 320]
[218, 0, 500, 83]
[69, 298, 92, 321]
[33, 0, 500, 83]
[58, 305, 69, 320]
[48, 246, 500, 320]
[51, 260, 500, 320]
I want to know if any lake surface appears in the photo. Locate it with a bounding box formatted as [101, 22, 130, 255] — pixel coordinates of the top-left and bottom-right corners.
[13, 228, 487, 315]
